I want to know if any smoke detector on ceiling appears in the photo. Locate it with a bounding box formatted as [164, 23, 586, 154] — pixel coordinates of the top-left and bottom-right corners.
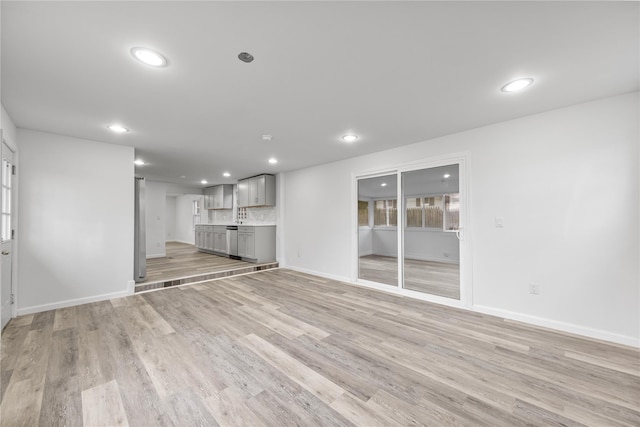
[238, 52, 254, 63]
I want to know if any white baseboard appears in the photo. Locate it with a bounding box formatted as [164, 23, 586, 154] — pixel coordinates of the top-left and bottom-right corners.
[146, 253, 166, 259]
[172, 239, 195, 245]
[281, 264, 352, 285]
[473, 305, 639, 348]
[17, 287, 134, 316]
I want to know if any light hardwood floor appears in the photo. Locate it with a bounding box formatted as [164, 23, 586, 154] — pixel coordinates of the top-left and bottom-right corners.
[359, 255, 460, 299]
[144, 242, 254, 284]
[1, 269, 639, 426]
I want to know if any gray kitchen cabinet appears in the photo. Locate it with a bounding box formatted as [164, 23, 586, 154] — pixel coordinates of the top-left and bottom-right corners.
[213, 226, 227, 254]
[204, 184, 234, 210]
[195, 225, 206, 248]
[204, 227, 215, 251]
[237, 179, 249, 208]
[237, 225, 275, 262]
[237, 174, 275, 207]
[195, 225, 216, 252]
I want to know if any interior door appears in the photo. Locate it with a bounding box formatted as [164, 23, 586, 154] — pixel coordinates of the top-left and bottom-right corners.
[402, 164, 461, 299]
[1, 140, 15, 329]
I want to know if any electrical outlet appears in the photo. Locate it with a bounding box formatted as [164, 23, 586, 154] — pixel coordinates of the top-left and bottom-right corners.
[443, 252, 449, 258]
[495, 216, 504, 228]
[529, 283, 540, 295]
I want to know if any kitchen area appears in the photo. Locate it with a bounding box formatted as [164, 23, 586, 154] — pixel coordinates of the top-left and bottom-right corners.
[195, 173, 277, 264]
[135, 173, 278, 292]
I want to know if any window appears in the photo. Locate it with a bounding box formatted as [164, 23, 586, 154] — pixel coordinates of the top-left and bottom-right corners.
[192, 199, 201, 228]
[444, 194, 460, 230]
[1, 158, 11, 242]
[374, 199, 397, 227]
[404, 194, 457, 231]
[358, 200, 369, 226]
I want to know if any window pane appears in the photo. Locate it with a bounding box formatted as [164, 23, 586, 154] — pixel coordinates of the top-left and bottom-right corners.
[2, 214, 9, 241]
[374, 200, 387, 226]
[424, 196, 444, 228]
[405, 197, 422, 227]
[358, 200, 369, 226]
[444, 193, 460, 230]
[388, 200, 397, 226]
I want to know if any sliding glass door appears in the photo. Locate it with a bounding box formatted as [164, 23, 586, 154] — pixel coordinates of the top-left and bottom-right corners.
[402, 164, 460, 299]
[355, 160, 464, 302]
[357, 174, 397, 287]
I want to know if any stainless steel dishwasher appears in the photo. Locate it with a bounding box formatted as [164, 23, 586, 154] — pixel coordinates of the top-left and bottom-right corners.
[226, 225, 239, 259]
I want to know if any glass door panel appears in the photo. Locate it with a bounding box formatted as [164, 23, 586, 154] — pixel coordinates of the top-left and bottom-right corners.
[358, 174, 397, 287]
[401, 164, 460, 299]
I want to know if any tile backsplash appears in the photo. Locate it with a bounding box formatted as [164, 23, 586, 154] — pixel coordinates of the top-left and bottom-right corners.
[243, 206, 276, 224]
[207, 206, 276, 225]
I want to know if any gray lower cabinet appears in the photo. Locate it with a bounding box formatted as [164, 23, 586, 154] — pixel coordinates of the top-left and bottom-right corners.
[195, 225, 227, 255]
[213, 226, 227, 254]
[237, 225, 275, 263]
[195, 225, 206, 248]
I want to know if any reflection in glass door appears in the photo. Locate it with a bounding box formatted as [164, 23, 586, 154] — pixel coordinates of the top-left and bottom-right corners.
[357, 174, 398, 287]
[402, 164, 461, 299]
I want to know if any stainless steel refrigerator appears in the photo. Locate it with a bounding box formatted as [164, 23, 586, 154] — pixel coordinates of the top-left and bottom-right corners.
[134, 177, 146, 282]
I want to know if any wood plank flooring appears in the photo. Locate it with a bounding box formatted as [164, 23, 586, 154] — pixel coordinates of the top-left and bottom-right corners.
[144, 242, 253, 284]
[2, 269, 639, 426]
[359, 255, 460, 299]
[138, 242, 278, 292]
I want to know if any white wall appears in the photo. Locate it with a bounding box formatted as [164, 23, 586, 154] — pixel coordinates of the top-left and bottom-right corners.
[1, 106, 17, 148]
[175, 194, 206, 244]
[145, 180, 203, 252]
[165, 196, 176, 242]
[145, 181, 166, 258]
[282, 92, 639, 346]
[17, 129, 134, 313]
[358, 227, 373, 256]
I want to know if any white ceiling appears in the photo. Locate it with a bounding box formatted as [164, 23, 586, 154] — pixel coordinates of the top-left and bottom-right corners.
[2, 1, 638, 188]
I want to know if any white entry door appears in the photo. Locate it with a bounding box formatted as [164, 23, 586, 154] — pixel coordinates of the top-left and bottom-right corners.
[1, 140, 15, 329]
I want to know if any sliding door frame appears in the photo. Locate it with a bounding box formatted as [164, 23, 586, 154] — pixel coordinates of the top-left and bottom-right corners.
[352, 152, 471, 309]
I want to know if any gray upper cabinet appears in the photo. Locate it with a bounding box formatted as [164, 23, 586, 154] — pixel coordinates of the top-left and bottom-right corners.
[237, 179, 249, 208]
[204, 184, 234, 210]
[238, 174, 275, 207]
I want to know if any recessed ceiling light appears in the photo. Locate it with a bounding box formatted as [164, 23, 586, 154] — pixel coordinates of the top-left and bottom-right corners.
[501, 78, 534, 93]
[180, 176, 186, 179]
[108, 124, 129, 133]
[341, 134, 359, 143]
[268, 158, 278, 164]
[381, 182, 387, 187]
[201, 180, 208, 184]
[134, 159, 145, 166]
[223, 172, 231, 177]
[131, 47, 168, 67]
[262, 135, 272, 142]
[238, 52, 254, 63]
[443, 173, 450, 178]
